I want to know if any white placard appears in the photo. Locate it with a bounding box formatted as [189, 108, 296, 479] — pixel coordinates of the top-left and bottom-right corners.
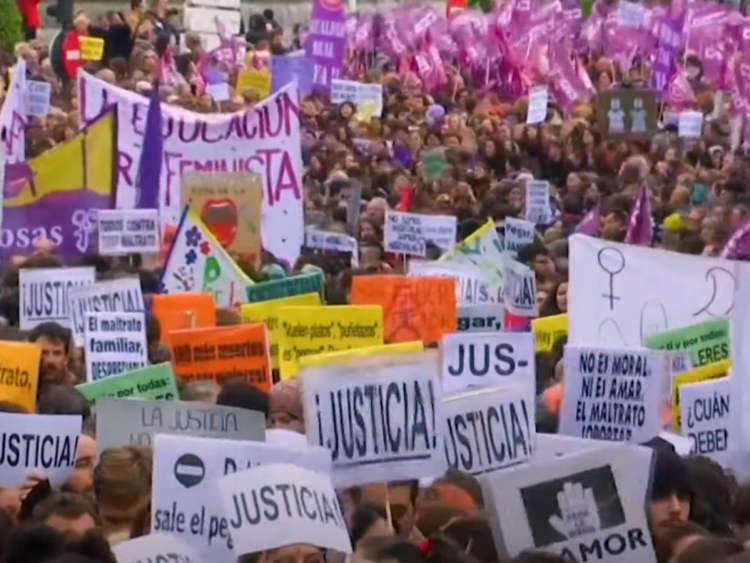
[409, 260, 487, 305]
[113, 534, 204, 563]
[302, 352, 445, 487]
[526, 87, 549, 125]
[568, 235, 738, 347]
[505, 217, 536, 254]
[443, 385, 535, 475]
[384, 211, 457, 257]
[456, 304, 505, 332]
[330, 80, 384, 118]
[68, 278, 144, 346]
[559, 346, 664, 443]
[98, 209, 160, 255]
[618, 0, 646, 27]
[25, 81, 51, 117]
[525, 180, 551, 224]
[84, 311, 148, 382]
[500, 257, 538, 317]
[679, 376, 736, 466]
[153, 434, 332, 563]
[0, 58, 27, 163]
[19, 267, 96, 330]
[440, 332, 535, 396]
[183, 7, 242, 34]
[305, 230, 359, 266]
[481, 446, 656, 562]
[218, 464, 351, 556]
[0, 413, 81, 488]
[206, 82, 232, 103]
[678, 111, 703, 138]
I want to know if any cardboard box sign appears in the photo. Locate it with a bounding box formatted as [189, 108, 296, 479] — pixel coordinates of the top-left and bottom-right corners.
[596, 90, 657, 140]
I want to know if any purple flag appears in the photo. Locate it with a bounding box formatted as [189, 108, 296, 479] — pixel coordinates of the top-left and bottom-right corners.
[136, 83, 163, 210]
[575, 203, 601, 236]
[719, 215, 750, 259]
[624, 184, 653, 246]
[270, 56, 314, 98]
[649, 12, 684, 96]
[305, 0, 346, 91]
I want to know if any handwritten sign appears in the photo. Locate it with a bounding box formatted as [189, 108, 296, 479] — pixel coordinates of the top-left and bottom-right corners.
[644, 318, 730, 369]
[76, 363, 179, 408]
[384, 211, 457, 256]
[532, 314, 568, 352]
[525, 180, 550, 224]
[98, 209, 160, 255]
[236, 69, 271, 98]
[330, 80, 383, 118]
[0, 342, 41, 412]
[79, 37, 105, 61]
[25, 81, 51, 117]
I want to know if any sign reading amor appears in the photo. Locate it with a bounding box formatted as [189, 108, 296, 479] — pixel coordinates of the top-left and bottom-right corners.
[76, 72, 304, 264]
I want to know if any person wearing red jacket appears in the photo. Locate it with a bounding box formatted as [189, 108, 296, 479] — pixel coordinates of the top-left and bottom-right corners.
[16, 0, 42, 40]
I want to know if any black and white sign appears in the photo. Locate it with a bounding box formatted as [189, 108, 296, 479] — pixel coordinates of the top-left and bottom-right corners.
[19, 267, 96, 330]
[456, 304, 505, 333]
[410, 260, 488, 305]
[384, 211, 457, 257]
[68, 278, 145, 345]
[504, 217, 536, 254]
[113, 534, 204, 563]
[525, 180, 551, 225]
[25, 81, 51, 117]
[84, 311, 148, 382]
[98, 209, 160, 255]
[500, 257, 538, 317]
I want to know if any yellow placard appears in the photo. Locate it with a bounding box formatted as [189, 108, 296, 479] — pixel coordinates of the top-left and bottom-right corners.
[0, 341, 41, 412]
[241, 293, 321, 369]
[531, 314, 568, 352]
[300, 341, 424, 369]
[80, 37, 105, 61]
[671, 359, 731, 432]
[236, 69, 271, 98]
[356, 101, 376, 123]
[279, 306, 384, 379]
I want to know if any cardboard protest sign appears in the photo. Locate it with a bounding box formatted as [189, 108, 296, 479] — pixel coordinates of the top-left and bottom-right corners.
[644, 318, 730, 369]
[0, 413, 81, 488]
[246, 272, 324, 303]
[84, 311, 148, 382]
[350, 276, 456, 345]
[19, 267, 95, 330]
[0, 341, 41, 412]
[98, 209, 160, 255]
[481, 447, 656, 562]
[218, 464, 352, 556]
[671, 360, 730, 431]
[443, 385, 535, 476]
[302, 350, 445, 486]
[456, 304, 505, 333]
[596, 89, 657, 140]
[504, 217, 536, 254]
[440, 332, 535, 396]
[532, 314, 568, 353]
[97, 398, 265, 451]
[181, 172, 263, 262]
[559, 347, 664, 443]
[169, 324, 272, 392]
[409, 260, 486, 305]
[113, 535, 203, 563]
[384, 210, 457, 256]
[152, 434, 332, 562]
[151, 293, 216, 338]
[68, 278, 145, 346]
[76, 363, 179, 407]
[278, 305, 383, 379]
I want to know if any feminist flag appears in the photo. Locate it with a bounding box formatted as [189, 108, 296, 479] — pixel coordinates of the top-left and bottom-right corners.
[719, 216, 750, 260]
[624, 184, 653, 246]
[574, 203, 600, 237]
[136, 83, 162, 209]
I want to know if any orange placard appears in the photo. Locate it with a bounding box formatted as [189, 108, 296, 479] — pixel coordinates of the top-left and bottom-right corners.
[168, 323, 272, 392]
[350, 276, 456, 345]
[151, 293, 216, 339]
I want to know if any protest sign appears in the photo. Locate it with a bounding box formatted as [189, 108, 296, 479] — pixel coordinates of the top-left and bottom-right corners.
[456, 304, 505, 332]
[0, 58, 27, 164]
[532, 314, 568, 353]
[384, 211, 457, 256]
[678, 111, 703, 138]
[169, 324, 272, 391]
[278, 305, 383, 379]
[595, 90, 657, 140]
[113, 534, 203, 563]
[0, 342, 41, 412]
[79, 37, 105, 60]
[25, 81, 51, 117]
[526, 87, 549, 125]
[206, 83, 231, 103]
[305, 230, 358, 258]
[306, 0, 345, 91]
[76, 363, 179, 407]
[443, 385, 535, 476]
[97, 209, 160, 255]
[671, 360, 730, 431]
[84, 311, 148, 382]
[679, 376, 736, 466]
[218, 464, 351, 556]
[152, 433, 332, 562]
[302, 351, 445, 486]
[481, 447, 656, 563]
[644, 318, 730, 368]
[422, 149, 448, 183]
[330, 80, 383, 118]
[151, 293, 216, 337]
[299, 341, 424, 369]
[240, 293, 321, 368]
[78, 75, 304, 265]
[270, 55, 314, 97]
[409, 260, 487, 305]
[235, 69, 271, 98]
[96, 398, 265, 451]
[500, 257, 538, 317]
[504, 217, 536, 253]
[246, 272, 324, 303]
[68, 278, 144, 346]
[568, 235, 739, 347]
[441, 332, 535, 395]
[19, 267, 95, 330]
[0, 413, 81, 488]
[351, 276, 456, 345]
[559, 347, 664, 443]
[525, 180, 551, 225]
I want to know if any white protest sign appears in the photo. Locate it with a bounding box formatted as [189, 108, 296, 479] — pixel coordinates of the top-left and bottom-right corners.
[559, 346, 663, 443]
[0, 58, 27, 163]
[504, 217, 536, 254]
[678, 111, 703, 138]
[305, 229, 359, 266]
[68, 278, 144, 346]
[500, 257, 538, 317]
[113, 534, 203, 563]
[441, 332, 535, 396]
[568, 235, 738, 347]
[0, 413, 81, 488]
[85, 311, 147, 382]
[409, 260, 487, 305]
[618, 0, 646, 27]
[443, 385, 535, 476]
[456, 304, 505, 332]
[206, 82, 232, 103]
[98, 209, 160, 255]
[302, 351, 445, 487]
[97, 398, 266, 452]
[481, 446, 656, 563]
[19, 267, 96, 330]
[526, 87, 549, 125]
[77, 74, 304, 264]
[384, 211, 457, 256]
[25, 81, 51, 117]
[525, 180, 551, 224]
[679, 376, 736, 466]
[330, 79, 384, 118]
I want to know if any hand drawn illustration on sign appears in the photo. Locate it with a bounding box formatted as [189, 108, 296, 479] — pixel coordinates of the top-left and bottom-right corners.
[597, 247, 624, 310]
[692, 267, 735, 318]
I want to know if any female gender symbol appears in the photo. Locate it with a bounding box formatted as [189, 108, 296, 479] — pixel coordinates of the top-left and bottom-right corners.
[597, 247, 626, 311]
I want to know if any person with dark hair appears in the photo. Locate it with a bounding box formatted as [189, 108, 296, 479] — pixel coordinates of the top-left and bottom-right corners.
[27, 322, 76, 385]
[356, 482, 420, 538]
[33, 493, 100, 537]
[357, 534, 476, 563]
[36, 385, 91, 421]
[684, 455, 735, 537]
[217, 381, 268, 415]
[643, 438, 693, 539]
[350, 503, 391, 551]
[517, 242, 556, 285]
[3, 523, 67, 563]
[0, 509, 13, 556]
[181, 381, 221, 403]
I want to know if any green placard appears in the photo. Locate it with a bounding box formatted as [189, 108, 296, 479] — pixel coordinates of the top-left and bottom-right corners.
[76, 363, 179, 407]
[246, 272, 324, 303]
[644, 318, 730, 368]
[422, 149, 448, 183]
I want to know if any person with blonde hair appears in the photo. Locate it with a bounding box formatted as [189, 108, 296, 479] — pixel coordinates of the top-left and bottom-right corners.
[93, 447, 152, 531]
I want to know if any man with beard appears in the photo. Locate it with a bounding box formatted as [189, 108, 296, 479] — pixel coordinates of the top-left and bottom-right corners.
[27, 322, 77, 386]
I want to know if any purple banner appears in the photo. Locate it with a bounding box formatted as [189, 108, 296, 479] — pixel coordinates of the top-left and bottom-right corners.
[270, 55, 314, 97]
[649, 12, 684, 95]
[305, 0, 347, 91]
